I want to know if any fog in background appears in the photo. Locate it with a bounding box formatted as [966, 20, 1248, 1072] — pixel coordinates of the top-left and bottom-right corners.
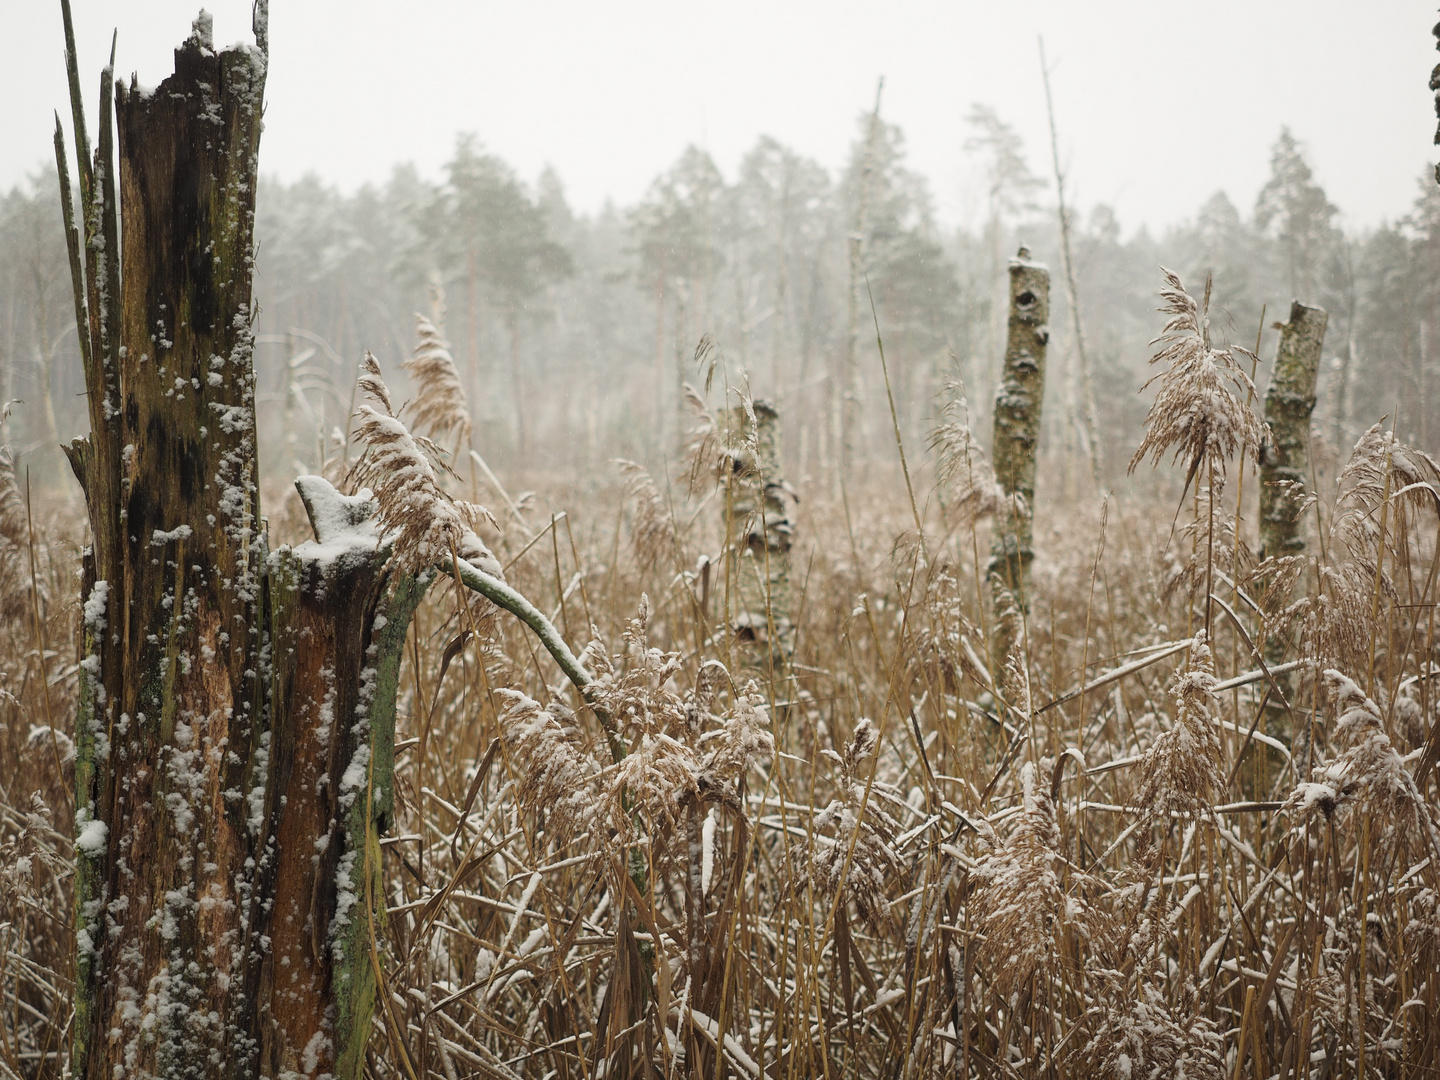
[1, 0, 1437, 494]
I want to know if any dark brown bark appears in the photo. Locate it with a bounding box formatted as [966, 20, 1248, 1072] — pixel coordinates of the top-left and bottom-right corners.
[65, 16, 270, 1080]
[58, 10, 425, 1079]
[261, 478, 427, 1079]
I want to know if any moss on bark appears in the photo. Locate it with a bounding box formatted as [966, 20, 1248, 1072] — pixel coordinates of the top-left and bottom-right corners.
[988, 247, 1050, 663]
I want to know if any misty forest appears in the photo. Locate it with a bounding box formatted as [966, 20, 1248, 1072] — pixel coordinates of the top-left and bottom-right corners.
[3, 3, 1440, 1079]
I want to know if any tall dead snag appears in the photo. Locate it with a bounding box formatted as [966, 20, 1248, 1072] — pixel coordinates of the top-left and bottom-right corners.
[988, 246, 1050, 656]
[840, 80, 883, 479]
[721, 400, 795, 674]
[1251, 302, 1325, 784]
[1259, 301, 1328, 564]
[55, 8, 433, 1079]
[61, 10, 271, 1078]
[1432, 14, 1440, 183]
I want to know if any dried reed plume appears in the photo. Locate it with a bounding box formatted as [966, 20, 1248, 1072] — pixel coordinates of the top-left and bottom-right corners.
[681, 383, 723, 491]
[800, 718, 901, 926]
[929, 376, 1011, 526]
[495, 689, 601, 845]
[1081, 976, 1224, 1080]
[699, 678, 775, 787]
[1134, 631, 1224, 832]
[585, 598, 700, 846]
[0, 445, 26, 545]
[968, 760, 1084, 1000]
[1284, 670, 1440, 860]
[402, 313, 472, 448]
[616, 459, 678, 572]
[1329, 423, 1440, 575]
[0, 445, 36, 619]
[1130, 270, 1263, 482]
[350, 353, 501, 579]
[1287, 424, 1440, 670]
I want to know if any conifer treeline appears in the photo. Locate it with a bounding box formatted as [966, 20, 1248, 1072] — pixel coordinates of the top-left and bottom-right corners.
[2, 115, 1438, 483]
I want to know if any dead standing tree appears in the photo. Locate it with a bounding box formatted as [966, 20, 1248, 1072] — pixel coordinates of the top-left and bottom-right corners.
[1254, 301, 1326, 776]
[60, 7, 275, 1077]
[719, 400, 795, 676]
[1259, 301, 1328, 565]
[56, 7, 430, 1078]
[988, 246, 1050, 662]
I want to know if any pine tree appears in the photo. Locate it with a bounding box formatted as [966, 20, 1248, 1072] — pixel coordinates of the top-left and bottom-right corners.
[1255, 128, 1338, 300]
[434, 136, 572, 460]
[628, 146, 726, 443]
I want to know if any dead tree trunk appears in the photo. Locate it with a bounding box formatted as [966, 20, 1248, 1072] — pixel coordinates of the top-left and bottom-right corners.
[57, 8, 428, 1078]
[988, 246, 1050, 656]
[720, 400, 795, 676]
[62, 12, 270, 1078]
[840, 80, 883, 482]
[1259, 301, 1327, 563]
[1249, 301, 1326, 788]
[263, 479, 427, 1078]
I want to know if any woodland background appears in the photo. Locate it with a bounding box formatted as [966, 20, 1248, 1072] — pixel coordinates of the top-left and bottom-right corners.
[1, 112, 1432, 493]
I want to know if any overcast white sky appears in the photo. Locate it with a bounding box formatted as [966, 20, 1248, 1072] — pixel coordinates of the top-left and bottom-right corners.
[1, 1, 1433, 236]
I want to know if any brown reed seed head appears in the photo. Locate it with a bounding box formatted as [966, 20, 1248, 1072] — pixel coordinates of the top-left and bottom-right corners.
[615, 459, 678, 572]
[930, 376, 1012, 527]
[0, 445, 26, 545]
[350, 352, 501, 579]
[401, 313, 473, 447]
[1135, 631, 1224, 830]
[798, 718, 902, 927]
[969, 761, 1078, 1000]
[1130, 269, 1263, 478]
[1284, 670, 1440, 860]
[496, 689, 602, 845]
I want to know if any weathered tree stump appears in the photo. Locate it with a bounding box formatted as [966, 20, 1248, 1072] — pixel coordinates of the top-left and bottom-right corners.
[720, 400, 795, 675]
[57, 8, 429, 1078]
[1249, 301, 1326, 792]
[988, 246, 1050, 664]
[1259, 301, 1327, 564]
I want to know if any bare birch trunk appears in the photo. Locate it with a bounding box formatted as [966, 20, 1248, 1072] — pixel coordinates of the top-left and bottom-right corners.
[1259, 301, 1327, 563]
[721, 401, 794, 676]
[1253, 301, 1326, 788]
[989, 247, 1050, 660]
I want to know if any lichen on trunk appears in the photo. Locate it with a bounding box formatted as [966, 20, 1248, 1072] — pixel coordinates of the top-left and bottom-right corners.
[719, 400, 795, 675]
[1259, 300, 1327, 563]
[56, 8, 429, 1079]
[988, 246, 1050, 660]
[1250, 300, 1326, 787]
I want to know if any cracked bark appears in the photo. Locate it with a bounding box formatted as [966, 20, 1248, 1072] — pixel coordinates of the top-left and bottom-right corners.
[988, 247, 1050, 663]
[58, 9, 421, 1078]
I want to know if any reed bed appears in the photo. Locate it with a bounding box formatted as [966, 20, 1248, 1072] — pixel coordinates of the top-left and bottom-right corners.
[2, 272, 1439, 1080]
